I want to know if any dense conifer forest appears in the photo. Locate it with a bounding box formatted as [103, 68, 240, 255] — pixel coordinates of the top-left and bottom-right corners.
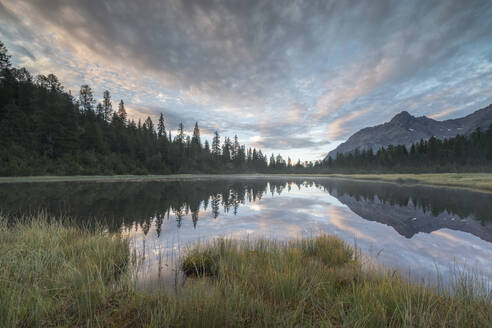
[0, 42, 276, 175]
[1, 41, 491, 175]
[317, 127, 492, 173]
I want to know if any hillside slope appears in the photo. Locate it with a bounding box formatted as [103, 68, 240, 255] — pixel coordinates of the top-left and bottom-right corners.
[326, 104, 492, 159]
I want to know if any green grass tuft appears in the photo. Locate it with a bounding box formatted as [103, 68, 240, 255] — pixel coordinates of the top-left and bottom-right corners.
[182, 249, 219, 277]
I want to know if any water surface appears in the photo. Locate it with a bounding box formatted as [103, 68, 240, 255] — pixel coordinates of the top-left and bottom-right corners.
[1, 177, 491, 289]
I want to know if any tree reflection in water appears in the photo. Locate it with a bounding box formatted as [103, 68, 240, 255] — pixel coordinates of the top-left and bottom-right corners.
[0, 178, 491, 240]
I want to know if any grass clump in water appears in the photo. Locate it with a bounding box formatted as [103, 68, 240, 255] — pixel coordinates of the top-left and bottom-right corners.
[181, 249, 219, 277]
[173, 236, 491, 327]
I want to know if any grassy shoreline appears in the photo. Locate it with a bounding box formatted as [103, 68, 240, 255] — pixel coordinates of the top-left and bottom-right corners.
[1, 217, 491, 327]
[1, 173, 492, 193]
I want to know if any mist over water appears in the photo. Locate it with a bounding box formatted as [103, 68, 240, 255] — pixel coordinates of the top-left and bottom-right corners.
[1, 177, 491, 289]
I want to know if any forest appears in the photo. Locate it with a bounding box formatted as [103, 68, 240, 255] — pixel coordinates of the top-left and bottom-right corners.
[1, 40, 492, 176]
[317, 127, 492, 173]
[0, 42, 278, 175]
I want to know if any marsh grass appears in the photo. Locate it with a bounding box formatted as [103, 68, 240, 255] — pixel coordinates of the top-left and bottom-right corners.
[2, 173, 492, 193]
[325, 173, 492, 193]
[0, 215, 129, 327]
[1, 216, 491, 327]
[173, 237, 492, 327]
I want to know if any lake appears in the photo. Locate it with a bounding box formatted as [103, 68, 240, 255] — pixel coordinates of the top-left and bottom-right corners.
[1, 177, 492, 290]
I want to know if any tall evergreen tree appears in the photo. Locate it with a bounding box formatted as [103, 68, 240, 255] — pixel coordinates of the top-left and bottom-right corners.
[117, 100, 127, 123]
[96, 103, 104, 118]
[232, 135, 240, 163]
[212, 131, 221, 160]
[192, 122, 201, 145]
[157, 113, 166, 138]
[176, 123, 185, 144]
[79, 85, 95, 112]
[144, 116, 155, 133]
[102, 90, 112, 122]
[204, 140, 211, 154]
[269, 154, 276, 168]
[222, 137, 232, 163]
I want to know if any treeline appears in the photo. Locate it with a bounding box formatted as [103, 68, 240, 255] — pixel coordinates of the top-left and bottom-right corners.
[0, 42, 288, 176]
[318, 127, 492, 173]
[2, 40, 492, 176]
[275, 128, 492, 173]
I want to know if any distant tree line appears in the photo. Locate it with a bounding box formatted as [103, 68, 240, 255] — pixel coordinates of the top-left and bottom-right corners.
[268, 127, 492, 174]
[319, 128, 492, 173]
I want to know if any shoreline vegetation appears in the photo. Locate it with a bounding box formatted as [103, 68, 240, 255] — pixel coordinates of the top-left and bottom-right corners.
[1, 173, 492, 193]
[1, 217, 491, 327]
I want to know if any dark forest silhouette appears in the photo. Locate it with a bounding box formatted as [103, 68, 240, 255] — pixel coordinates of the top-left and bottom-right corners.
[1, 41, 492, 175]
[0, 42, 280, 175]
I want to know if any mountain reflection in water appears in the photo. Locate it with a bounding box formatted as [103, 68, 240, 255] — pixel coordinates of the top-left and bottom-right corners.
[1, 178, 491, 286]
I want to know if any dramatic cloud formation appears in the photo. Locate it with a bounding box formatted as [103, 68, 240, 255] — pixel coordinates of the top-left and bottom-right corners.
[1, 0, 491, 160]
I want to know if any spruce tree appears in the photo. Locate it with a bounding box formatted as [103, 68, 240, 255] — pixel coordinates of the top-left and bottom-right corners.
[102, 90, 112, 122]
[144, 116, 155, 134]
[212, 131, 221, 160]
[158, 113, 166, 138]
[117, 100, 127, 123]
[269, 154, 276, 169]
[192, 122, 201, 147]
[232, 135, 240, 163]
[79, 85, 95, 112]
[176, 123, 185, 144]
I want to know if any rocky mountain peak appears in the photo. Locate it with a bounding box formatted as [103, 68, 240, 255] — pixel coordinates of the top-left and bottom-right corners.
[325, 104, 492, 160]
[389, 111, 414, 125]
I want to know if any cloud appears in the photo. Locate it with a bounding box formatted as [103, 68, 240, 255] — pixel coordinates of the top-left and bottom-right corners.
[1, 0, 492, 161]
[428, 106, 459, 120]
[326, 108, 373, 140]
[314, 57, 396, 119]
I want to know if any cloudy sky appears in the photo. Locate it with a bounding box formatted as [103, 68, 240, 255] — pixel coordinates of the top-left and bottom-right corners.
[1, 0, 492, 161]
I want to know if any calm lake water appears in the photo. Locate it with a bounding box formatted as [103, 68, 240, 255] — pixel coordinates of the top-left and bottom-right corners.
[1, 177, 492, 290]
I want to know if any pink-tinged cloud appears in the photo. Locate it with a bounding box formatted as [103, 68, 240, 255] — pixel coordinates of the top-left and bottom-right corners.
[326, 108, 373, 140]
[428, 106, 459, 120]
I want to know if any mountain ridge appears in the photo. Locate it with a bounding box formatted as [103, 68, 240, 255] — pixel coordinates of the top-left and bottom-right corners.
[326, 104, 492, 160]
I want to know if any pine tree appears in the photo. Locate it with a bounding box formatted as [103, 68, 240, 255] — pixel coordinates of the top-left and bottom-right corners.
[102, 90, 112, 122]
[192, 122, 201, 147]
[204, 140, 211, 154]
[117, 100, 127, 123]
[79, 85, 95, 112]
[212, 131, 221, 160]
[222, 137, 232, 163]
[157, 113, 166, 138]
[176, 123, 185, 144]
[144, 116, 155, 133]
[232, 135, 240, 163]
[96, 103, 104, 118]
[269, 154, 276, 169]
[36, 74, 63, 93]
